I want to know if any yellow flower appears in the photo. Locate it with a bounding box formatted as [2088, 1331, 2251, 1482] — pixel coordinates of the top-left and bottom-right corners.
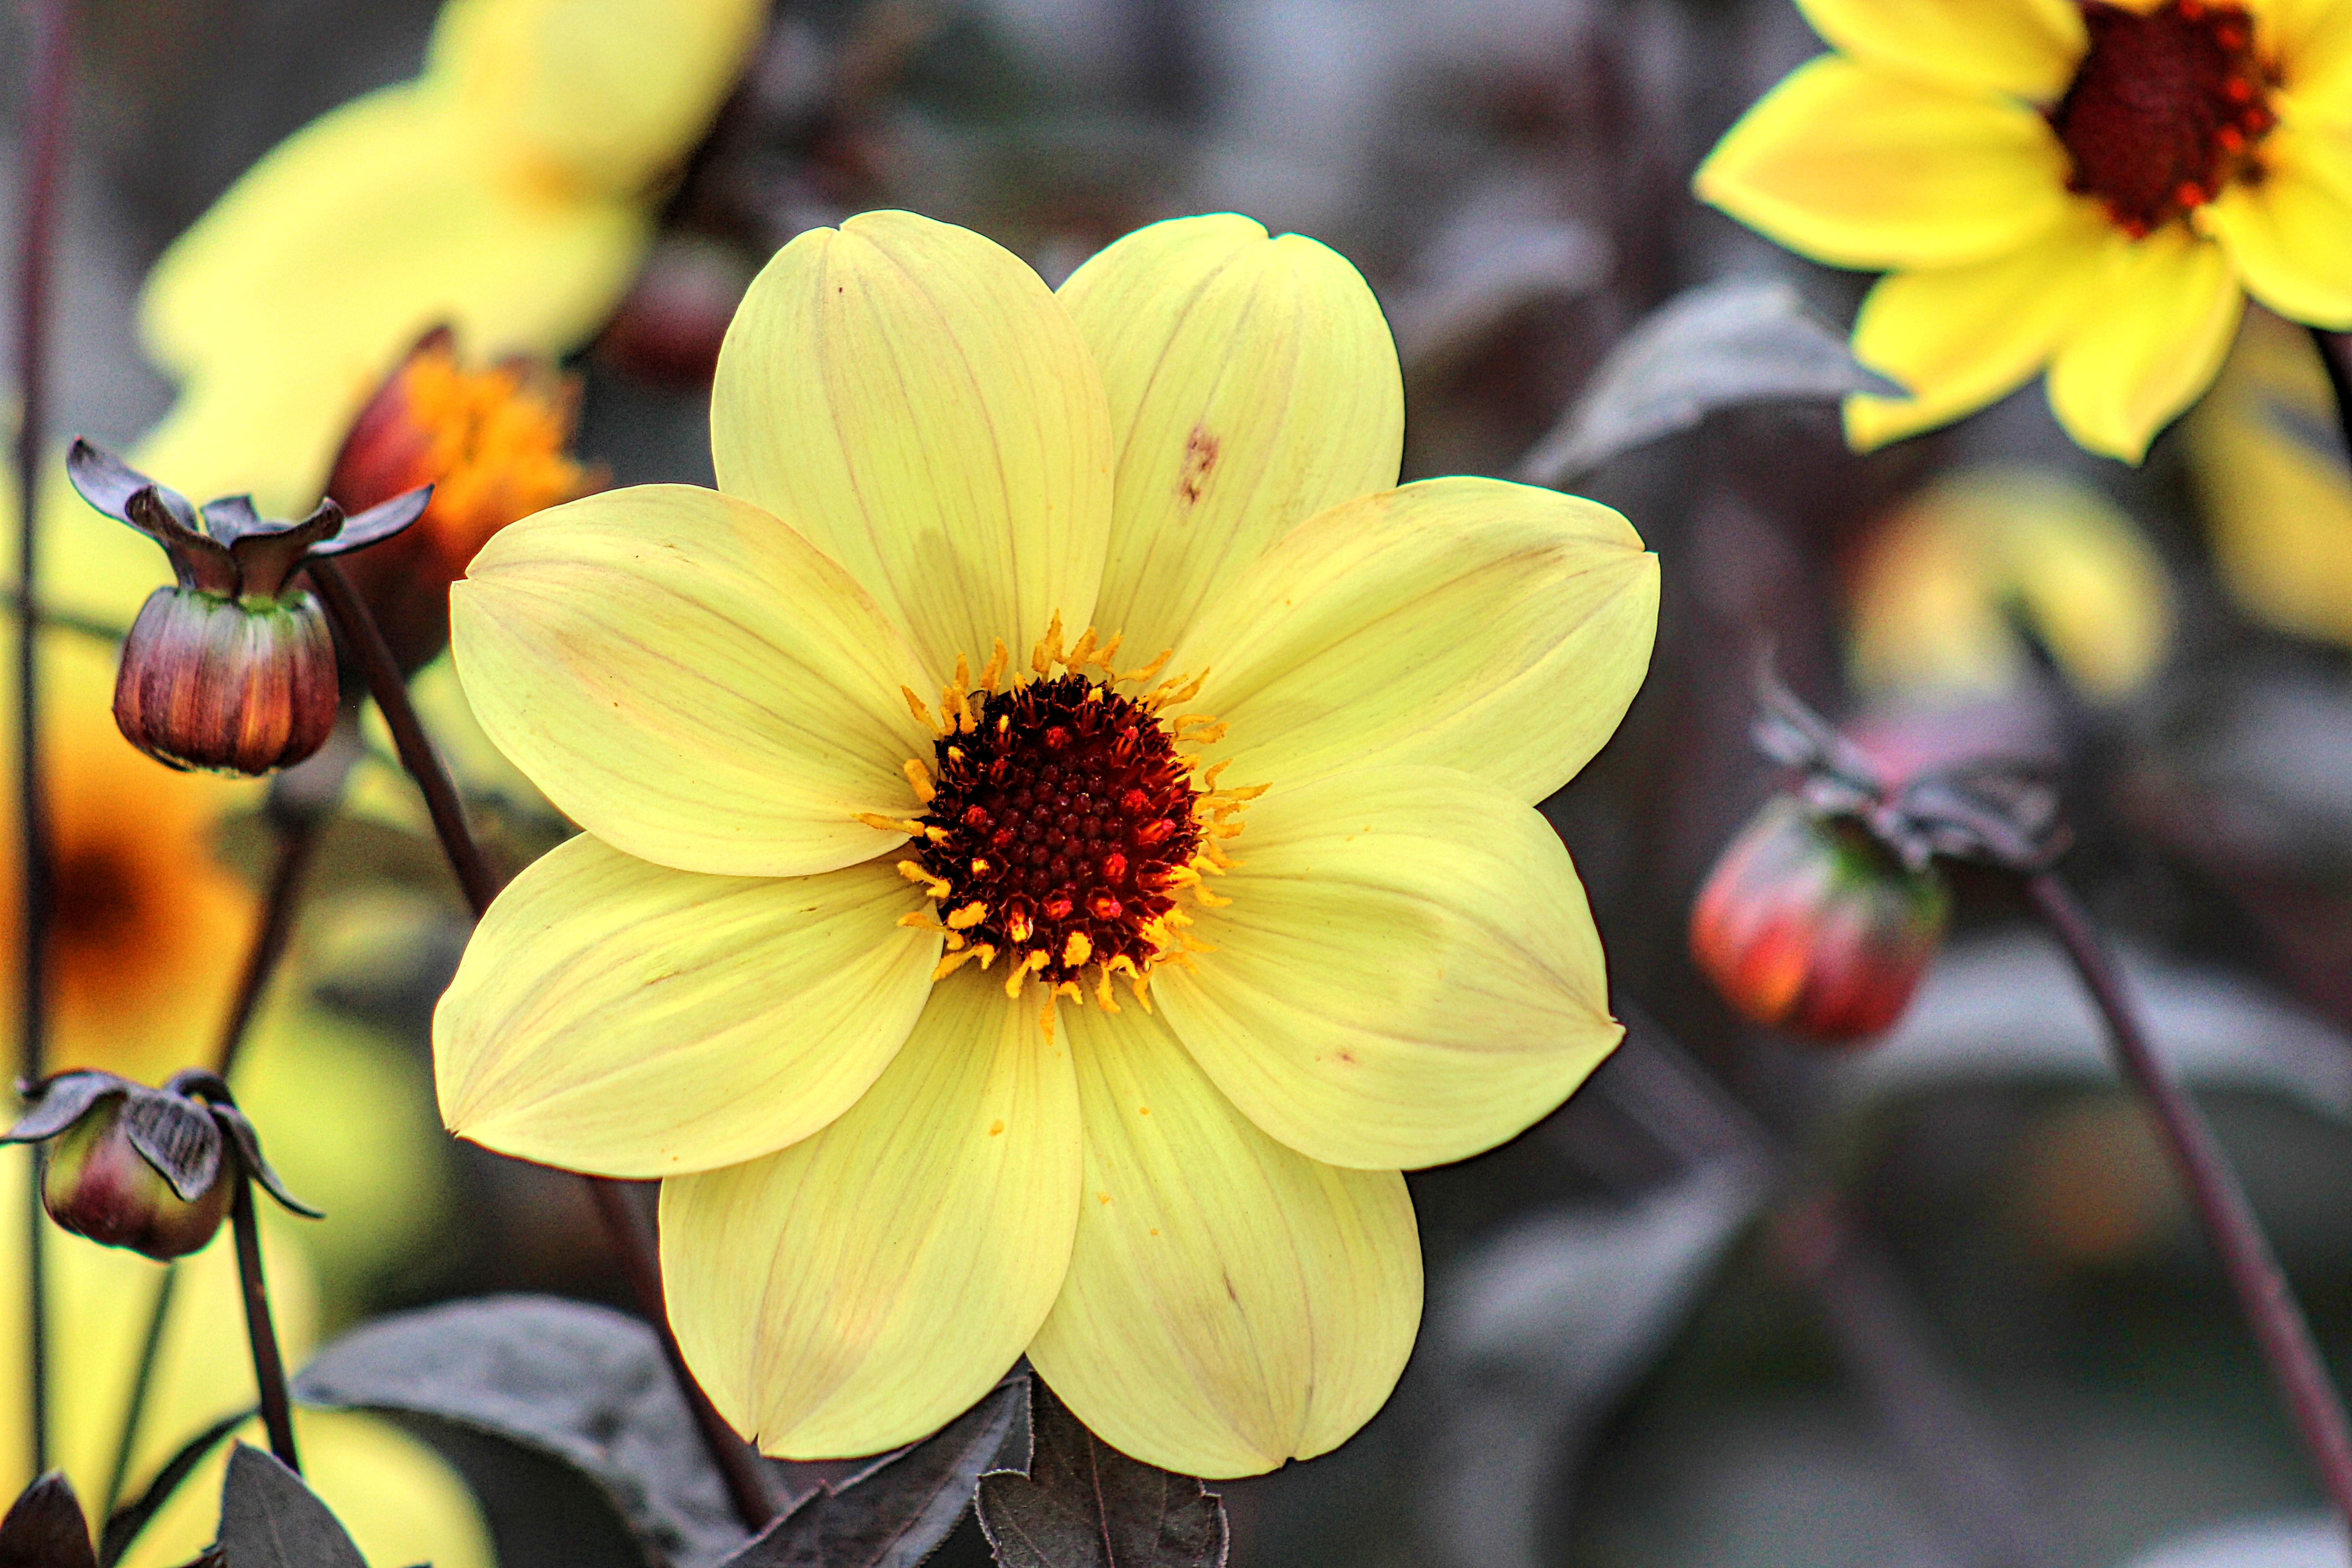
[0, 1151, 493, 1568]
[432, 212, 1659, 1477]
[127, 0, 763, 523]
[1847, 466, 2173, 702]
[2185, 304, 2352, 643]
[1696, 0, 2352, 462]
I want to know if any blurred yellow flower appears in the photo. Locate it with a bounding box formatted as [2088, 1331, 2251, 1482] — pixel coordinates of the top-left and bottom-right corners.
[1697, 0, 2352, 462]
[2186, 305, 2352, 644]
[0, 1150, 492, 1568]
[121, 0, 762, 535]
[433, 212, 1657, 1477]
[1847, 466, 2173, 702]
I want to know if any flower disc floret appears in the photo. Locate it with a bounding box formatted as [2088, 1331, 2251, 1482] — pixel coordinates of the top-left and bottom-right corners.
[2054, 1, 2277, 238]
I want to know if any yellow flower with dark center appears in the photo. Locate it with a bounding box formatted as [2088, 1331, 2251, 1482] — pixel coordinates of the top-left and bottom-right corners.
[433, 211, 1660, 1476]
[1697, 0, 2352, 461]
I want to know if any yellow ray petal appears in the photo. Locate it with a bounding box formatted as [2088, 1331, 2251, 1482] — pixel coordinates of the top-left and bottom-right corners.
[2047, 226, 2246, 463]
[2199, 122, 2352, 329]
[1843, 202, 2111, 450]
[2265, 0, 2352, 128]
[431, 0, 766, 196]
[1156, 764, 1620, 1171]
[118, 1411, 492, 1568]
[1173, 477, 1655, 805]
[1027, 1003, 1419, 1479]
[710, 212, 1113, 680]
[1695, 56, 2073, 271]
[1058, 214, 1403, 660]
[453, 484, 936, 878]
[660, 977, 1081, 1458]
[436, 834, 937, 1177]
[136, 84, 642, 515]
[1794, 0, 2085, 98]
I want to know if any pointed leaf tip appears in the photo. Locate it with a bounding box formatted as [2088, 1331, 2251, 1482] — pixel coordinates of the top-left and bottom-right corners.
[0, 1472, 97, 1568]
[218, 1446, 368, 1568]
[975, 1385, 1226, 1568]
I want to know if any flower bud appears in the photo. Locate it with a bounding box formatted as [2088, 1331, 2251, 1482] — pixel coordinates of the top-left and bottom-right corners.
[325, 328, 596, 675]
[114, 586, 337, 774]
[1690, 795, 1950, 1044]
[41, 1095, 232, 1260]
[65, 440, 430, 777]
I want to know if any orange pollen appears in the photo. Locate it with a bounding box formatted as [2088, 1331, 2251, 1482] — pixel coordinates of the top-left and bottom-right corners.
[2049, 0, 2277, 239]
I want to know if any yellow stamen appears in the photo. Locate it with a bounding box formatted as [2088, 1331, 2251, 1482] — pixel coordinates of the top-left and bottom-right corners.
[896, 860, 952, 900]
[933, 947, 988, 982]
[979, 639, 1009, 693]
[855, 811, 925, 835]
[947, 901, 989, 930]
[1063, 931, 1093, 968]
[902, 758, 936, 804]
[1004, 949, 1049, 998]
[902, 686, 944, 735]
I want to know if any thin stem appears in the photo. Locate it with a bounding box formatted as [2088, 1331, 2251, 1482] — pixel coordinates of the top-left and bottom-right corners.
[15, 0, 74, 1479]
[214, 816, 323, 1079]
[228, 1175, 298, 1471]
[305, 559, 499, 916]
[2313, 328, 2352, 466]
[309, 557, 775, 1532]
[584, 1179, 776, 1529]
[100, 1267, 176, 1516]
[2025, 872, 2352, 1530]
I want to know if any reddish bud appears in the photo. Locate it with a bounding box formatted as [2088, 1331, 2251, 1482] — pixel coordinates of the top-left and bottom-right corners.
[1690, 795, 1950, 1044]
[40, 1096, 232, 1260]
[594, 235, 757, 388]
[325, 328, 596, 676]
[114, 587, 337, 775]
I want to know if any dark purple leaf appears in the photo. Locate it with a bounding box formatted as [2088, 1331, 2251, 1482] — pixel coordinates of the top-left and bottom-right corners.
[120, 1091, 225, 1203]
[216, 1446, 365, 1568]
[975, 1385, 1225, 1568]
[311, 487, 432, 556]
[5, 1071, 127, 1143]
[0, 1472, 96, 1568]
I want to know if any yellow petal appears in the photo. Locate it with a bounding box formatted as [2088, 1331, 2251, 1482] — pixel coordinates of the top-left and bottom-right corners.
[1843, 204, 2112, 450]
[1795, 0, 2085, 97]
[2047, 227, 2246, 463]
[118, 1411, 493, 1568]
[453, 484, 935, 877]
[711, 212, 1113, 678]
[1027, 1003, 1419, 1479]
[1174, 477, 1655, 805]
[1695, 56, 2073, 270]
[437, 833, 937, 1176]
[660, 977, 1081, 1458]
[136, 84, 642, 515]
[2199, 122, 2352, 329]
[2265, 0, 2352, 127]
[1156, 764, 1620, 1170]
[1058, 214, 1403, 660]
[431, 0, 765, 196]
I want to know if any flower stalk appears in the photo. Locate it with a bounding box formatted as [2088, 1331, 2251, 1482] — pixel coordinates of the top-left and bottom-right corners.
[2023, 872, 2352, 1535]
[310, 559, 776, 1532]
[229, 1165, 299, 1471]
[14, 0, 74, 1479]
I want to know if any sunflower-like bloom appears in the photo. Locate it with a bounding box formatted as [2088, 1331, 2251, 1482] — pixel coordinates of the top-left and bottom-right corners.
[1697, 0, 2352, 462]
[433, 212, 1659, 1477]
[130, 0, 763, 518]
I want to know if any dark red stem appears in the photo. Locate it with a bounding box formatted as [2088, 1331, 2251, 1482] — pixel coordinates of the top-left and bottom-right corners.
[229, 1175, 299, 1471]
[2025, 872, 2352, 1532]
[14, 0, 73, 1479]
[308, 556, 775, 1532]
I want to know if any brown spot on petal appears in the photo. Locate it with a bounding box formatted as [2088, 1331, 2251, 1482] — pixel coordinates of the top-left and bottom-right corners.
[1176, 425, 1220, 507]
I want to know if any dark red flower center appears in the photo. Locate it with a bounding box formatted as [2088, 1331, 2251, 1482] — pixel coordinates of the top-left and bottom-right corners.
[2050, 0, 2276, 239]
[911, 673, 1205, 1001]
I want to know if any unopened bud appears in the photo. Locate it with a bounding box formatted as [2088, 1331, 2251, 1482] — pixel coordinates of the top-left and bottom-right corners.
[5, 1069, 322, 1263]
[66, 441, 428, 776]
[1690, 795, 1950, 1044]
[326, 328, 596, 675]
[41, 1095, 232, 1260]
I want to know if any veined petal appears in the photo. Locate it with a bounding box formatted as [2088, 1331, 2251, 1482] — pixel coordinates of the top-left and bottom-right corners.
[1174, 478, 1656, 805]
[137, 85, 642, 516]
[2047, 226, 2246, 462]
[1695, 56, 2074, 270]
[661, 976, 1082, 1458]
[1156, 764, 1620, 1170]
[1058, 215, 1403, 662]
[711, 212, 1113, 679]
[1028, 1004, 1418, 1478]
[1794, 0, 2086, 98]
[452, 484, 936, 877]
[1844, 203, 2112, 450]
[2200, 123, 2352, 329]
[435, 835, 938, 1177]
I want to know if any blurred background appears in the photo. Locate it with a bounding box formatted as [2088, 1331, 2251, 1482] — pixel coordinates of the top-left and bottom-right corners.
[6, 0, 2352, 1565]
